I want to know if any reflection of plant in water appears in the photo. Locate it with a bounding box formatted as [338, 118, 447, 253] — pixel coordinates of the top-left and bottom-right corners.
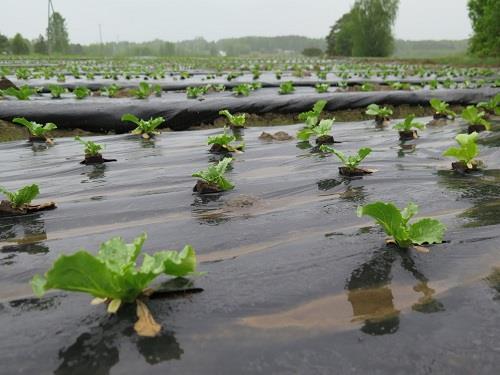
[397, 142, 416, 158]
[0, 213, 48, 256]
[54, 306, 184, 375]
[345, 248, 444, 335]
[437, 170, 500, 228]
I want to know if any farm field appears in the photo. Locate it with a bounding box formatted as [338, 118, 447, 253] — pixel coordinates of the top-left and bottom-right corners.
[1, 56, 500, 374]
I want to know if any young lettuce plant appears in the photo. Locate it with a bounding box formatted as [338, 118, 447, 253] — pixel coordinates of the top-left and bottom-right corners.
[298, 100, 327, 128]
[73, 86, 90, 100]
[320, 146, 373, 176]
[297, 119, 335, 145]
[429, 99, 456, 120]
[12, 117, 57, 143]
[315, 83, 330, 93]
[442, 132, 482, 172]
[207, 127, 245, 154]
[279, 81, 295, 95]
[121, 113, 165, 139]
[31, 233, 197, 337]
[393, 114, 425, 140]
[219, 109, 246, 128]
[357, 201, 446, 250]
[75, 136, 116, 164]
[2, 85, 35, 100]
[186, 86, 207, 99]
[0, 184, 56, 215]
[461, 105, 492, 134]
[477, 93, 500, 116]
[192, 157, 234, 194]
[365, 104, 393, 126]
[48, 84, 66, 99]
[101, 84, 120, 98]
[232, 84, 252, 97]
[131, 82, 154, 99]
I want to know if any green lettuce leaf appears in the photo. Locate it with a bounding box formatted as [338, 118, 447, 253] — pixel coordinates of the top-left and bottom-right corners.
[409, 218, 446, 245]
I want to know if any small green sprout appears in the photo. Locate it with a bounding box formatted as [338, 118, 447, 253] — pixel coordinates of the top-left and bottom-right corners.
[461, 106, 491, 130]
[0, 184, 40, 208]
[443, 132, 481, 170]
[357, 201, 446, 249]
[219, 110, 246, 128]
[315, 83, 330, 93]
[12, 117, 57, 139]
[73, 86, 90, 100]
[298, 100, 327, 127]
[477, 93, 500, 115]
[1, 85, 35, 100]
[192, 158, 234, 191]
[279, 81, 295, 95]
[131, 82, 154, 99]
[429, 99, 456, 119]
[232, 84, 252, 97]
[365, 104, 393, 120]
[48, 84, 66, 99]
[297, 119, 334, 141]
[320, 146, 372, 171]
[75, 136, 104, 157]
[393, 115, 426, 132]
[121, 114, 165, 138]
[101, 84, 120, 98]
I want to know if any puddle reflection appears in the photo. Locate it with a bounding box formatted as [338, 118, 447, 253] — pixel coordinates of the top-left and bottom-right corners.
[346, 248, 444, 335]
[397, 142, 416, 158]
[0, 213, 49, 258]
[191, 194, 229, 225]
[437, 169, 500, 227]
[82, 164, 107, 182]
[54, 306, 183, 375]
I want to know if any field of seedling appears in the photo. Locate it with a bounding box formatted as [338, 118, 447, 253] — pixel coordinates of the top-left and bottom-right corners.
[1, 57, 500, 374]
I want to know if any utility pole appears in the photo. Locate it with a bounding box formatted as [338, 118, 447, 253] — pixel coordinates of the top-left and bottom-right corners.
[47, 0, 55, 55]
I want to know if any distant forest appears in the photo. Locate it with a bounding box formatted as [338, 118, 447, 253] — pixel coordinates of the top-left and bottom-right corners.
[76, 36, 468, 58]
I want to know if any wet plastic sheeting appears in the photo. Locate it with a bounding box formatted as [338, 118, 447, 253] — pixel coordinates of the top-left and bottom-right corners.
[0, 88, 498, 131]
[0, 118, 500, 374]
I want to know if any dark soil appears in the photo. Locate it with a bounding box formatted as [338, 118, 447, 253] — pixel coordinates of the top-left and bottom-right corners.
[0, 200, 57, 216]
[81, 154, 117, 165]
[468, 124, 487, 133]
[259, 131, 293, 141]
[399, 130, 418, 141]
[339, 167, 374, 177]
[192, 180, 222, 194]
[451, 161, 481, 173]
[315, 135, 335, 146]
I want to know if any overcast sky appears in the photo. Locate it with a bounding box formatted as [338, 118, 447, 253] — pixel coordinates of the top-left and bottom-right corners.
[2, 0, 472, 44]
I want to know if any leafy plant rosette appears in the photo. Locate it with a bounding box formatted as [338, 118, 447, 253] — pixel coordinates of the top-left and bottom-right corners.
[298, 100, 327, 128]
[429, 99, 456, 119]
[121, 113, 165, 139]
[365, 104, 393, 123]
[31, 233, 197, 337]
[278, 81, 295, 95]
[320, 146, 373, 176]
[13, 117, 57, 142]
[357, 201, 446, 250]
[442, 132, 482, 171]
[192, 157, 234, 193]
[393, 115, 425, 132]
[476, 93, 500, 116]
[461, 106, 491, 131]
[297, 119, 334, 143]
[219, 109, 246, 128]
[75, 136, 103, 157]
[207, 127, 245, 153]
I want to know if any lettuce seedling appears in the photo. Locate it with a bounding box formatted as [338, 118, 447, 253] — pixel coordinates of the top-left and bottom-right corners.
[186, 86, 207, 99]
[101, 84, 120, 98]
[461, 106, 491, 131]
[12, 117, 57, 141]
[443, 132, 482, 171]
[232, 84, 252, 97]
[365, 104, 393, 124]
[31, 233, 197, 336]
[298, 100, 327, 127]
[73, 86, 90, 100]
[361, 83, 374, 92]
[75, 136, 103, 157]
[192, 157, 234, 191]
[297, 119, 334, 142]
[275, 70, 282, 80]
[121, 114, 165, 139]
[0, 184, 39, 209]
[219, 110, 246, 128]
[48, 84, 66, 99]
[357, 201, 446, 249]
[131, 82, 154, 99]
[207, 127, 245, 153]
[15, 68, 30, 80]
[429, 99, 456, 119]
[2, 86, 35, 100]
[393, 115, 425, 137]
[315, 83, 329, 93]
[477, 94, 500, 115]
[320, 145, 372, 172]
[279, 81, 295, 95]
